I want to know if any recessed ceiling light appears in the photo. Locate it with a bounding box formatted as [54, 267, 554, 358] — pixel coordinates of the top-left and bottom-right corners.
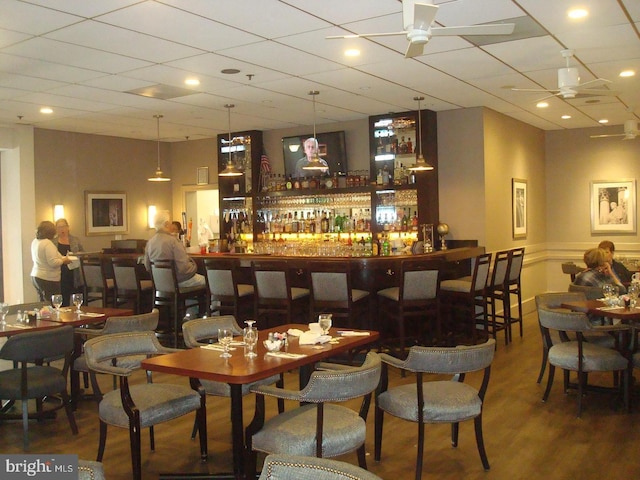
[185, 78, 200, 86]
[567, 8, 588, 19]
[221, 68, 240, 75]
[599, 119, 609, 124]
[620, 70, 636, 78]
[536, 101, 549, 108]
[561, 115, 571, 119]
[345, 49, 360, 57]
[40, 107, 53, 114]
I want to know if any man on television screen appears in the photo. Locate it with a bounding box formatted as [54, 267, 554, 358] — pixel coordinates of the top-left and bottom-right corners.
[294, 137, 329, 177]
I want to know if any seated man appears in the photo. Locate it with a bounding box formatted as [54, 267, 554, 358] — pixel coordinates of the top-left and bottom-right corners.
[598, 240, 632, 284]
[143, 210, 205, 289]
[574, 247, 626, 295]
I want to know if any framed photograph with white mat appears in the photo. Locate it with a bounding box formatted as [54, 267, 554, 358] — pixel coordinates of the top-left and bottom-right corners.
[512, 178, 527, 239]
[590, 179, 636, 234]
[85, 191, 128, 235]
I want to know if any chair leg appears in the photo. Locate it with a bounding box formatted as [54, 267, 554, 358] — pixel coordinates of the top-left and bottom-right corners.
[149, 426, 155, 451]
[415, 420, 425, 480]
[190, 417, 198, 440]
[129, 419, 143, 480]
[450, 422, 459, 447]
[356, 445, 367, 469]
[97, 420, 108, 461]
[536, 347, 548, 384]
[60, 390, 78, 435]
[474, 414, 490, 470]
[542, 365, 555, 402]
[374, 407, 384, 461]
[197, 405, 208, 461]
[22, 399, 29, 450]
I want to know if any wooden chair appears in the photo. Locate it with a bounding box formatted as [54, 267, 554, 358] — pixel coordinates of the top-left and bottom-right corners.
[80, 256, 116, 307]
[377, 258, 440, 354]
[439, 253, 492, 344]
[308, 260, 370, 329]
[149, 259, 208, 347]
[111, 257, 153, 314]
[204, 257, 254, 323]
[484, 250, 510, 344]
[251, 260, 309, 328]
[504, 247, 525, 341]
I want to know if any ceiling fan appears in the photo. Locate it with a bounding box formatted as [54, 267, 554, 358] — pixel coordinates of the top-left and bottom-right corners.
[512, 49, 616, 100]
[590, 120, 639, 140]
[326, 0, 515, 59]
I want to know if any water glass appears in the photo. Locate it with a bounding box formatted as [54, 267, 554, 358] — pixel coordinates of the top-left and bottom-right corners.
[243, 321, 258, 358]
[51, 294, 63, 316]
[0, 302, 8, 326]
[218, 328, 233, 358]
[71, 293, 83, 313]
[318, 313, 332, 335]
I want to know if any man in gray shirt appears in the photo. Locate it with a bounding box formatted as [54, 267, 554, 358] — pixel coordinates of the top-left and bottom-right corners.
[144, 210, 206, 288]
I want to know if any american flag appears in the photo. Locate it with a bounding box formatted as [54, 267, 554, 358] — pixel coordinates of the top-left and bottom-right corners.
[260, 151, 271, 173]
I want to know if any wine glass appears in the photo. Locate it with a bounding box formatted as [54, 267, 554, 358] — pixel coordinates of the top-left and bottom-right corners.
[318, 313, 332, 335]
[51, 294, 63, 317]
[0, 302, 8, 326]
[602, 284, 614, 303]
[218, 328, 233, 358]
[71, 293, 83, 314]
[243, 320, 258, 358]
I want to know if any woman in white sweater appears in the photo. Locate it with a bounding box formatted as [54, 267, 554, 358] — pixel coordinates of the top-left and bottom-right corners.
[31, 220, 72, 302]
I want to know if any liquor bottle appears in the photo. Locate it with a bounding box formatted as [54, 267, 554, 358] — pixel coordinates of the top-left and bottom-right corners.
[377, 138, 384, 155]
[412, 210, 419, 231]
[376, 169, 383, 186]
[399, 136, 408, 154]
[286, 175, 292, 190]
[382, 164, 390, 186]
[372, 236, 380, 256]
[407, 137, 413, 154]
[321, 211, 329, 233]
[381, 234, 390, 256]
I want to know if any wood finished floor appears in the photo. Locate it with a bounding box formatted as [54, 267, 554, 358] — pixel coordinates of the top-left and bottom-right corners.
[1, 311, 639, 480]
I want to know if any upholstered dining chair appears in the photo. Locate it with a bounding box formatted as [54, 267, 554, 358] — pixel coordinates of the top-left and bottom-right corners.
[111, 256, 154, 314]
[71, 309, 159, 403]
[258, 454, 384, 480]
[181, 315, 283, 439]
[78, 460, 106, 480]
[203, 257, 254, 322]
[80, 255, 117, 307]
[83, 331, 207, 480]
[537, 305, 630, 417]
[245, 352, 382, 479]
[0, 325, 78, 449]
[484, 250, 510, 344]
[374, 339, 496, 480]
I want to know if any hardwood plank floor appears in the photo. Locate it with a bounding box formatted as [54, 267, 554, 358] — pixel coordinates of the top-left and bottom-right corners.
[1, 311, 639, 479]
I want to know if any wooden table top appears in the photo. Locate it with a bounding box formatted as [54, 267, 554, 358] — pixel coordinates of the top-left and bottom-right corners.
[142, 323, 379, 384]
[0, 306, 134, 337]
[561, 300, 640, 322]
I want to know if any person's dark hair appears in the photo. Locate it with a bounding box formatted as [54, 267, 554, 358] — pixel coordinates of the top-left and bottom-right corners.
[171, 221, 184, 235]
[598, 240, 615, 252]
[36, 221, 56, 240]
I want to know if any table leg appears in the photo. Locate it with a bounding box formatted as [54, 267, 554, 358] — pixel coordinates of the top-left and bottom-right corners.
[69, 330, 84, 409]
[229, 384, 244, 480]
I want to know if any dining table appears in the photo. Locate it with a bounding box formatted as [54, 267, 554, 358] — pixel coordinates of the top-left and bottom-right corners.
[560, 299, 640, 324]
[141, 323, 379, 480]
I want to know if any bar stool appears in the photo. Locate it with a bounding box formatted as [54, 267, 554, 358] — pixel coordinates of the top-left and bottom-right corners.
[204, 257, 254, 323]
[484, 250, 510, 344]
[504, 247, 525, 341]
[307, 260, 370, 329]
[80, 255, 116, 307]
[150, 259, 208, 347]
[111, 257, 154, 314]
[438, 253, 492, 344]
[377, 258, 441, 354]
[252, 260, 309, 328]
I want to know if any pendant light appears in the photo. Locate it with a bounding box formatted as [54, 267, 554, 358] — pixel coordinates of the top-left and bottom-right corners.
[148, 114, 171, 182]
[302, 90, 329, 172]
[219, 104, 243, 177]
[408, 96, 434, 172]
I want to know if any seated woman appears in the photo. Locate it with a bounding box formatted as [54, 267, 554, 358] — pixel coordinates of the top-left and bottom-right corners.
[574, 247, 627, 295]
[598, 240, 632, 284]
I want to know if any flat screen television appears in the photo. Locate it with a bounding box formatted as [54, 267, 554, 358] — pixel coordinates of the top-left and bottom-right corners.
[282, 130, 347, 178]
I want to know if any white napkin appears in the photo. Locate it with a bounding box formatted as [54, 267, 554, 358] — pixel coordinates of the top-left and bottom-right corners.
[67, 255, 81, 270]
[287, 328, 304, 336]
[336, 331, 371, 337]
[266, 352, 307, 359]
[200, 344, 236, 351]
[299, 332, 332, 345]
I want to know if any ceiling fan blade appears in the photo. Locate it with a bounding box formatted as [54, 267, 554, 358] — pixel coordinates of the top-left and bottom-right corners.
[326, 31, 407, 39]
[409, 2, 439, 30]
[405, 41, 425, 58]
[623, 134, 637, 140]
[511, 87, 558, 94]
[590, 133, 626, 139]
[578, 78, 612, 88]
[573, 88, 619, 97]
[432, 23, 515, 36]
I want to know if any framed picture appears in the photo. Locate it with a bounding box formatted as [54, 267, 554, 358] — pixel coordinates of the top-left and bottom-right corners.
[590, 179, 636, 234]
[512, 178, 527, 239]
[196, 166, 209, 185]
[85, 191, 128, 236]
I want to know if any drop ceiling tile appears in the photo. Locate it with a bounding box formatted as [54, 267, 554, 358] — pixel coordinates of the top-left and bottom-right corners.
[274, 0, 401, 25]
[1, 0, 82, 35]
[20, 0, 142, 18]
[436, 0, 525, 25]
[422, 47, 514, 81]
[0, 28, 31, 48]
[483, 36, 565, 72]
[517, 0, 630, 33]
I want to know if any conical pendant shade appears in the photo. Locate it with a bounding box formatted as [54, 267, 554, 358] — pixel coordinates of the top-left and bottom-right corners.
[219, 104, 243, 177]
[302, 91, 329, 172]
[148, 114, 171, 182]
[408, 96, 434, 172]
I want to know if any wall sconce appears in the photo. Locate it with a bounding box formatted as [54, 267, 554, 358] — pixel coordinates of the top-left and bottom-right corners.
[53, 204, 65, 221]
[148, 205, 157, 229]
